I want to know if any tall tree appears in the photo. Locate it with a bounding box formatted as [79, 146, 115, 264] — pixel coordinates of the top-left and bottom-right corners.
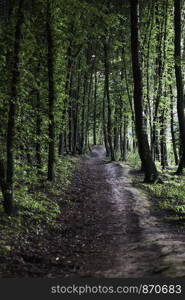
[104, 37, 115, 161]
[4, 0, 24, 215]
[174, 0, 185, 174]
[93, 70, 97, 145]
[130, 0, 159, 182]
[47, 0, 56, 181]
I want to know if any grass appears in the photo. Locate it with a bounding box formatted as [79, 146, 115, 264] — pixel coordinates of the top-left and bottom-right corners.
[0, 156, 78, 255]
[108, 149, 185, 222]
[120, 151, 185, 221]
[133, 162, 185, 221]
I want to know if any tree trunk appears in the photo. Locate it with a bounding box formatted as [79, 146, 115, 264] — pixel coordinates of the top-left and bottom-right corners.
[152, 1, 167, 161]
[160, 108, 168, 169]
[130, 0, 159, 182]
[68, 73, 73, 153]
[72, 70, 81, 155]
[36, 90, 42, 169]
[103, 84, 109, 157]
[114, 98, 119, 155]
[47, 0, 56, 181]
[80, 73, 87, 154]
[170, 86, 179, 165]
[104, 37, 115, 161]
[93, 71, 97, 145]
[58, 133, 64, 156]
[146, 2, 154, 149]
[58, 48, 71, 156]
[85, 72, 93, 151]
[5, 0, 24, 216]
[0, 158, 11, 214]
[174, 0, 185, 174]
[60, 44, 72, 155]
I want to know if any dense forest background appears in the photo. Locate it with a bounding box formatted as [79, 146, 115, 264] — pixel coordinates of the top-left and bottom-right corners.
[1, 0, 185, 279]
[0, 0, 185, 221]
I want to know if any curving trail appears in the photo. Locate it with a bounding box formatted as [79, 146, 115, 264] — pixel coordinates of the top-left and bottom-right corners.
[64, 145, 185, 277]
[5, 145, 185, 278]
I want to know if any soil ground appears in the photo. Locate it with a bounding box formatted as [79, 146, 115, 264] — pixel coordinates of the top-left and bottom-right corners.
[1, 145, 185, 278]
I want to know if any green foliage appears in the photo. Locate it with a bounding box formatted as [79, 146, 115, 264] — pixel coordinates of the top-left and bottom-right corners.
[0, 0, 183, 225]
[126, 151, 141, 168]
[0, 156, 78, 255]
[138, 171, 185, 220]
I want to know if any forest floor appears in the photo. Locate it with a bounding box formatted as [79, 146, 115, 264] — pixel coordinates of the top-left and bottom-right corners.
[1, 145, 185, 278]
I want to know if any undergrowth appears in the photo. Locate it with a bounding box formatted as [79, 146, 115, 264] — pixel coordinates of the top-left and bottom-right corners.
[0, 156, 78, 255]
[122, 153, 185, 222]
[135, 167, 185, 222]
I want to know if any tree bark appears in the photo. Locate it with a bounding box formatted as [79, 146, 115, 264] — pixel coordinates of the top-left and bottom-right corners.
[72, 69, 81, 154]
[170, 86, 179, 165]
[103, 84, 109, 157]
[160, 108, 168, 169]
[58, 46, 72, 156]
[47, 0, 56, 181]
[68, 73, 73, 153]
[36, 89, 42, 169]
[152, 1, 167, 161]
[174, 0, 185, 174]
[80, 72, 87, 154]
[104, 37, 115, 161]
[93, 71, 97, 145]
[85, 72, 93, 151]
[113, 96, 119, 148]
[130, 0, 159, 182]
[5, 0, 24, 215]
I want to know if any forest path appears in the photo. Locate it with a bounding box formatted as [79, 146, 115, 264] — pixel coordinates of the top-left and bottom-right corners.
[5, 145, 185, 278]
[64, 145, 185, 277]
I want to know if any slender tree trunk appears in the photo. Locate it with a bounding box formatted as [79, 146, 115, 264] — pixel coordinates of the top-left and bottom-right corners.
[119, 95, 124, 160]
[121, 47, 136, 151]
[64, 131, 68, 154]
[170, 86, 179, 165]
[146, 1, 154, 149]
[60, 44, 72, 155]
[120, 108, 128, 161]
[0, 158, 7, 207]
[58, 133, 64, 156]
[130, 0, 159, 182]
[5, 0, 24, 215]
[104, 37, 115, 161]
[174, 0, 185, 174]
[59, 70, 72, 156]
[85, 72, 93, 151]
[47, 0, 56, 181]
[120, 53, 128, 161]
[114, 98, 119, 154]
[103, 84, 109, 157]
[93, 71, 97, 145]
[68, 73, 73, 153]
[72, 70, 81, 154]
[160, 108, 168, 169]
[152, 1, 167, 161]
[80, 73, 87, 154]
[36, 90, 42, 169]
[123, 115, 128, 161]
[121, 47, 134, 120]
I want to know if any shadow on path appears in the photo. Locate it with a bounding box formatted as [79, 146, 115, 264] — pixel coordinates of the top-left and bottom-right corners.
[64, 145, 185, 277]
[5, 145, 185, 278]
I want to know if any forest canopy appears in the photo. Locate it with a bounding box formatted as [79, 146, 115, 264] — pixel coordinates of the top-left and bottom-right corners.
[0, 0, 184, 217]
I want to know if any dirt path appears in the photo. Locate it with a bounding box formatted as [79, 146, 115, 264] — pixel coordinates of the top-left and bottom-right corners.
[61, 145, 185, 278]
[4, 145, 185, 278]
